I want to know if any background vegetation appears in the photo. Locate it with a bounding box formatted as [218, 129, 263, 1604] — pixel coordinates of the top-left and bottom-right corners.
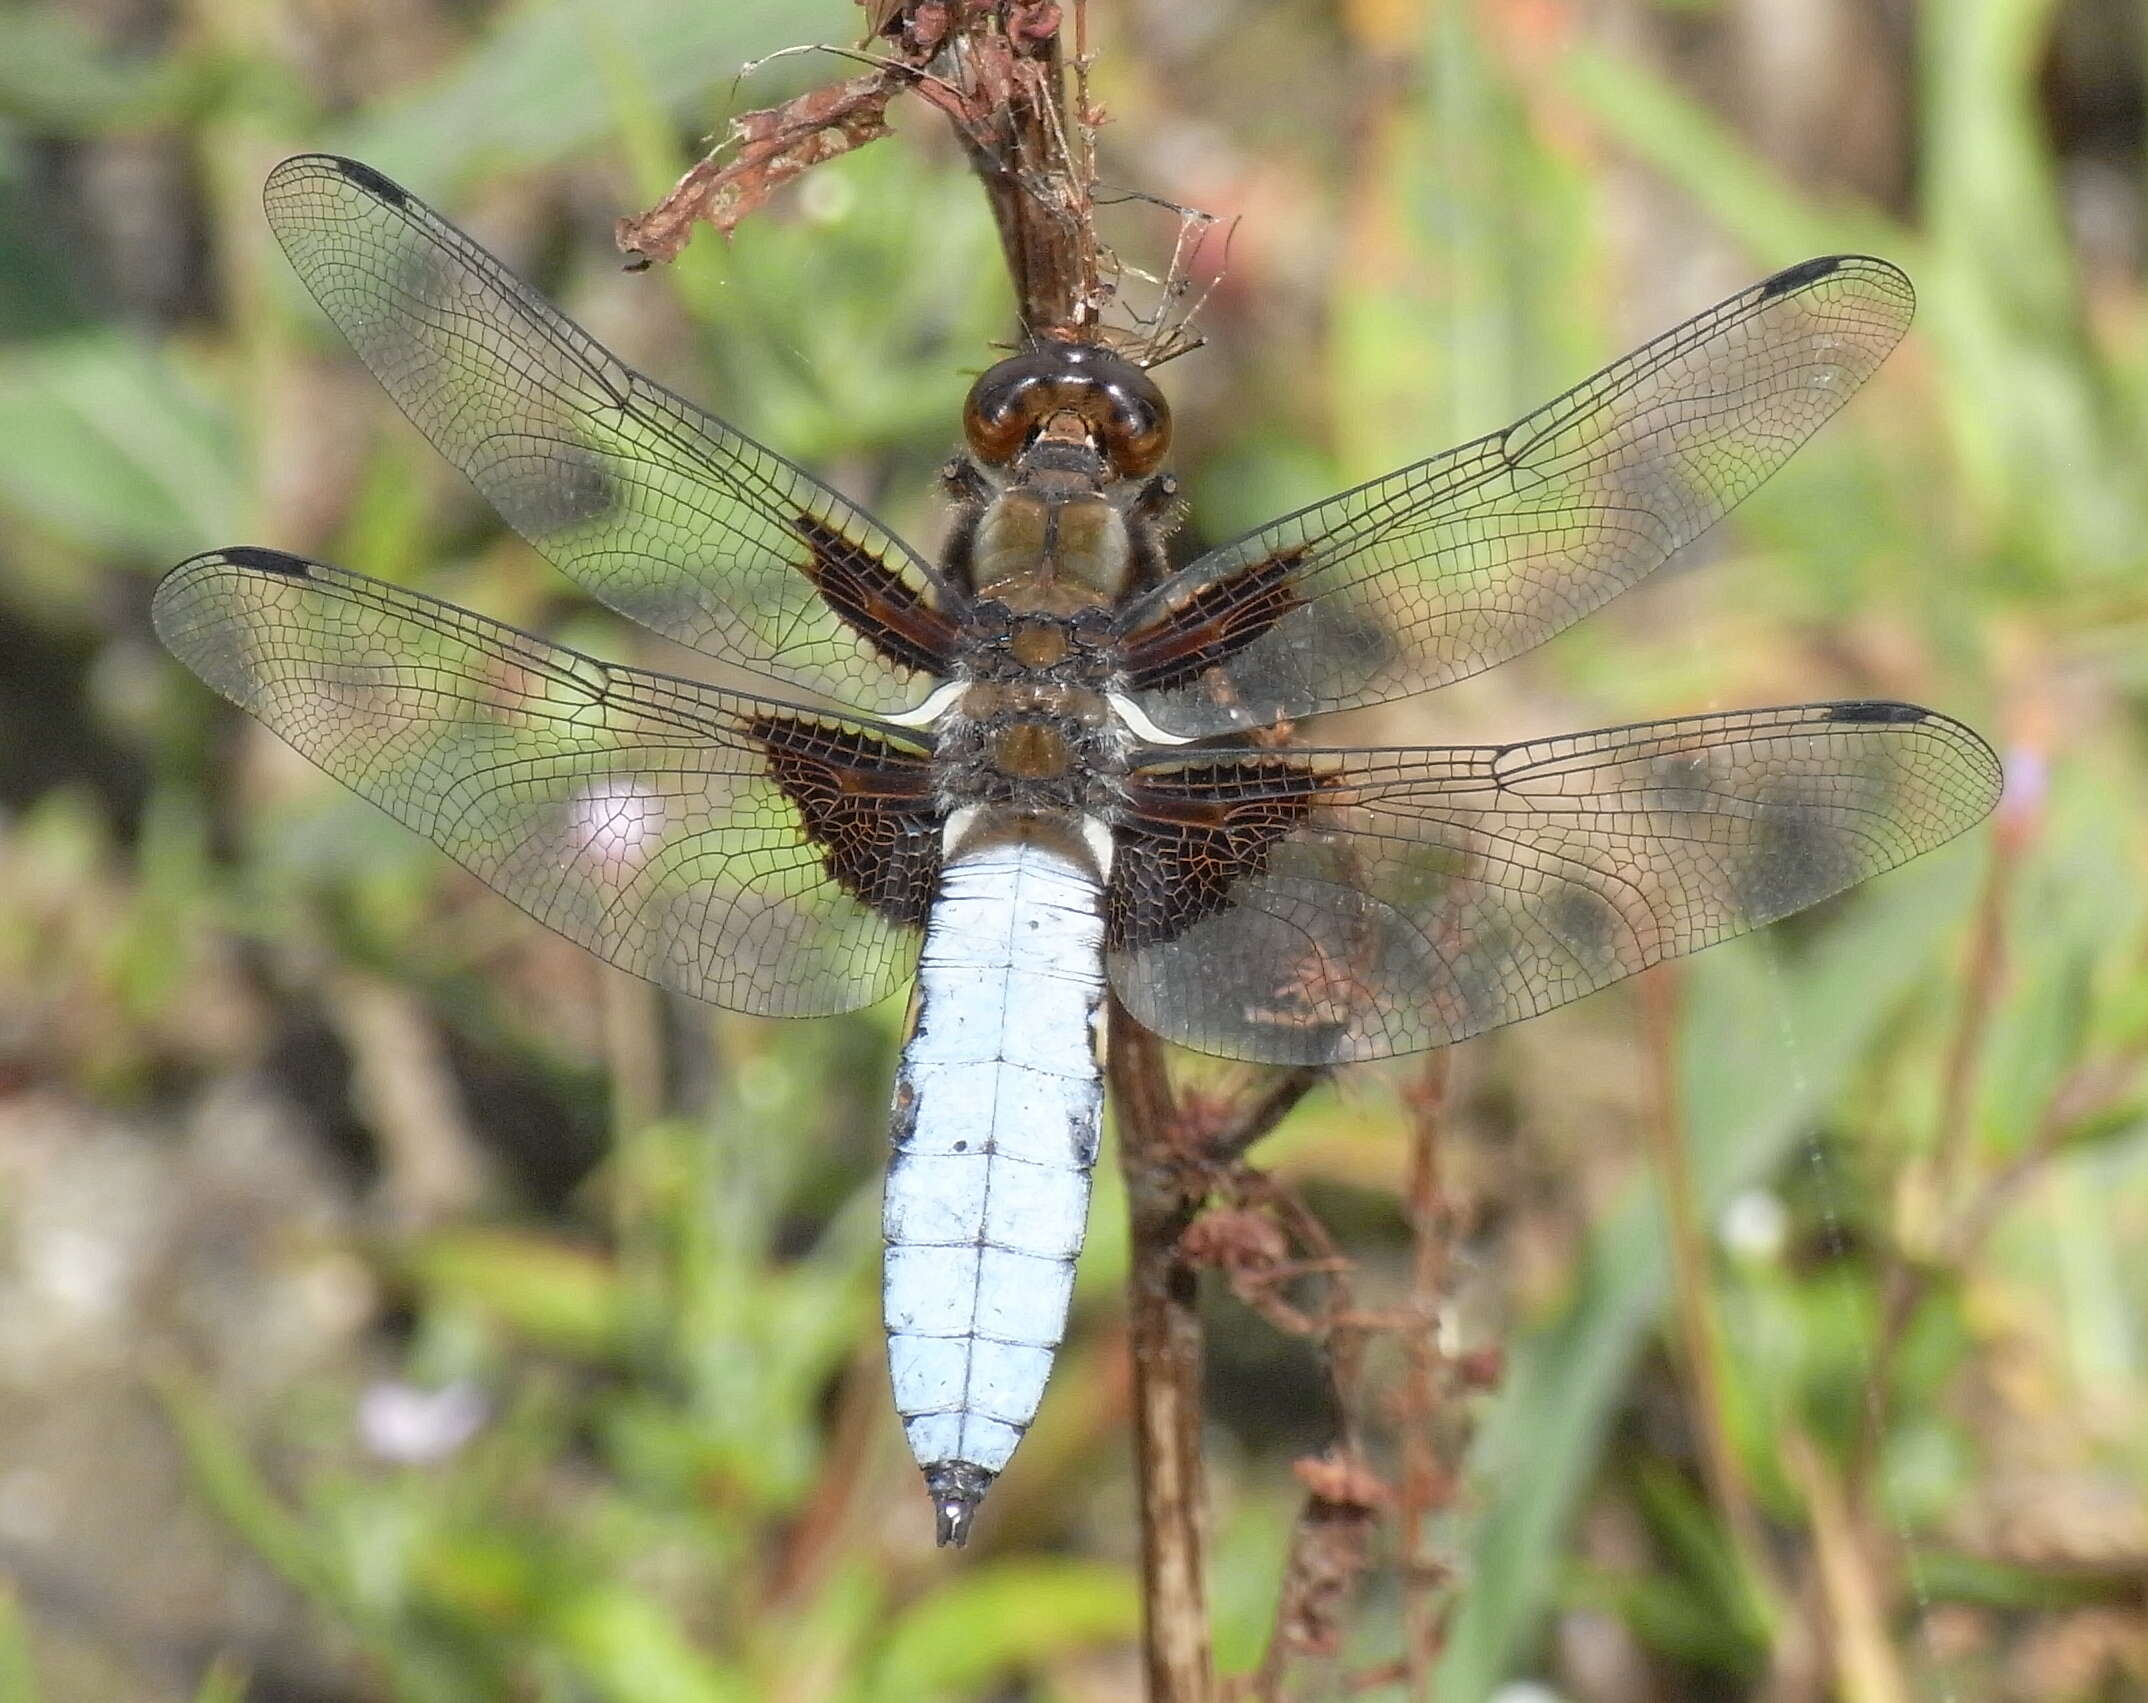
[1, 0, 2144, 1697]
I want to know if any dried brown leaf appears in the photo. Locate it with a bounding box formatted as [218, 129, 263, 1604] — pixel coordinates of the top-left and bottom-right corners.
[616, 73, 898, 263]
[1293, 1452, 1390, 1513]
[1257, 1453, 1389, 1674]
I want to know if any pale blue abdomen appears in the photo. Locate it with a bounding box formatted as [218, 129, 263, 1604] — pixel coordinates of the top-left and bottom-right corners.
[883, 814, 1109, 1544]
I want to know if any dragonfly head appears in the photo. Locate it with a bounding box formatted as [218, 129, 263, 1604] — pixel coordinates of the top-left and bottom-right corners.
[964, 340, 1171, 479]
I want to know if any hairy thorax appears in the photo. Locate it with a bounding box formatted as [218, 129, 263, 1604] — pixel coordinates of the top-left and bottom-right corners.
[934, 483, 1141, 817]
[933, 666, 1128, 818]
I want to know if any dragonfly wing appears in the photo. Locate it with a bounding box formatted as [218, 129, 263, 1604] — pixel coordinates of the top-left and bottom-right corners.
[1108, 703, 1999, 1063]
[155, 548, 943, 1016]
[1118, 256, 1915, 735]
[262, 155, 959, 715]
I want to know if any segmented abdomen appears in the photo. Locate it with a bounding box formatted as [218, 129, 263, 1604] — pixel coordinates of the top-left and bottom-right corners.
[883, 815, 1109, 1540]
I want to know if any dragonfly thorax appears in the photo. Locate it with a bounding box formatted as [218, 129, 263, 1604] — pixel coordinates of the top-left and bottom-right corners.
[969, 483, 1131, 608]
[931, 678, 1128, 817]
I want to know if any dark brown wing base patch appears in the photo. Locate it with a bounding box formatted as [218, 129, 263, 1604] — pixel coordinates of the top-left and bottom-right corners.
[1111, 756, 1337, 949]
[748, 713, 943, 926]
[1117, 547, 1305, 694]
[792, 513, 961, 678]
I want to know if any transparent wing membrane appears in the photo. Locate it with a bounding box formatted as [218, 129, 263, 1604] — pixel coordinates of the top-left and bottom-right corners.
[154, 548, 940, 1016]
[1110, 702, 2000, 1063]
[167, 163, 1991, 1076]
[262, 155, 953, 713]
[1121, 256, 1917, 735]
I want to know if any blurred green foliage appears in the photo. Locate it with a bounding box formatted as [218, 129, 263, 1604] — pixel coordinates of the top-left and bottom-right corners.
[3, 1, 2147, 1700]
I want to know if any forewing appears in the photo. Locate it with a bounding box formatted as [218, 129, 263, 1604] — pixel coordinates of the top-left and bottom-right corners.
[1119, 257, 1915, 735]
[154, 548, 943, 1016]
[1110, 703, 1999, 1063]
[262, 155, 958, 714]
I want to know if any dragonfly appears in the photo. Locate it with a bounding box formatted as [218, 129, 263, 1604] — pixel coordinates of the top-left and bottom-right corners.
[156, 155, 2001, 1546]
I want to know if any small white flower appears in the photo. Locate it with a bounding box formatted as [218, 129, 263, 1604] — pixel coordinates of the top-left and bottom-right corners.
[358, 1379, 489, 1464]
[1719, 1188, 1790, 1261]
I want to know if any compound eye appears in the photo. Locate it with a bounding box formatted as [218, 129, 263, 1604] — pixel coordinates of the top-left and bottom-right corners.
[963, 353, 1056, 465]
[1098, 378, 1171, 476]
[960, 343, 1175, 474]
[1066, 351, 1169, 476]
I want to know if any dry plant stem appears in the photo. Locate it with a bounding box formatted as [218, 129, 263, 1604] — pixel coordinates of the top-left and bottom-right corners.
[1209, 1066, 1324, 1164]
[1108, 1000, 1215, 1703]
[1229, 1149, 1394, 1693]
[1639, 968, 1785, 1619]
[1247, 1461, 1386, 1701]
[1398, 1051, 1453, 1697]
[1229, 1057, 1484, 1700]
[1784, 1432, 1913, 1703]
[955, 25, 1092, 334]
[1237, 1177, 1368, 1424]
[1106, 1028, 1340, 1703]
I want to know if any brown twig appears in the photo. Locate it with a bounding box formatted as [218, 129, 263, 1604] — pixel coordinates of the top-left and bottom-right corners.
[1108, 1003, 1216, 1703]
[1858, 1037, 2145, 1482]
[1785, 1430, 1914, 1703]
[933, 6, 1096, 335]
[1184, 1191, 1410, 1703]
[1245, 1453, 1389, 1699]
[1397, 1051, 1454, 1696]
[1178, 1055, 1490, 1700]
[1206, 1066, 1325, 1164]
[1106, 1024, 1359, 1700]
